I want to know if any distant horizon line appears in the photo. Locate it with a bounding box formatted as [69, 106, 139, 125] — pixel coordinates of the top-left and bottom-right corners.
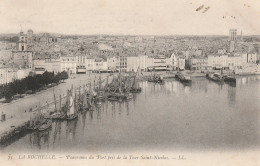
[0, 32, 260, 37]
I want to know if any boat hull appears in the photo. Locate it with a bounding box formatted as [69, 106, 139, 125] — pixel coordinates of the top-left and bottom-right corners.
[224, 77, 236, 83]
[67, 113, 78, 121]
[37, 119, 52, 131]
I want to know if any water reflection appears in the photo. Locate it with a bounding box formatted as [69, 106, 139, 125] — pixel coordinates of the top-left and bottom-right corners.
[227, 85, 236, 105]
[66, 119, 78, 142]
[29, 129, 51, 150]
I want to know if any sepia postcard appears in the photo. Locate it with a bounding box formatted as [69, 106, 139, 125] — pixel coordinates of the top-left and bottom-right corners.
[0, 0, 260, 165]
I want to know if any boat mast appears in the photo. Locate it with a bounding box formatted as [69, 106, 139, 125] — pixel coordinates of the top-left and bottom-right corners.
[53, 88, 57, 112]
[59, 93, 62, 111]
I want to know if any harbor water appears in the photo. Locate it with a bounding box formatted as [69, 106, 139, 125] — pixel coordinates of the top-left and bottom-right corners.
[1, 76, 260, 152]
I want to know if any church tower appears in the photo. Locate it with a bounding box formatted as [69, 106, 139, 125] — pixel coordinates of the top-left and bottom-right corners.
[18, 31, 27, 51]
[229, 29, 237, 53]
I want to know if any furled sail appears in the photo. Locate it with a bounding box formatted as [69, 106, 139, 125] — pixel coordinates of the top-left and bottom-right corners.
[67, 96, 75, 116]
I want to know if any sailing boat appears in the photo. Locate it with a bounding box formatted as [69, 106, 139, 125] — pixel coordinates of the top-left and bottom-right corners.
[66, 89, 78, 120]
[130, 69, 142, 93]
[82, 89, 91, 111]
[51, 89, 66, 120]
[28, 103, 52, 131]
[96, 72, 104, 103]
[28, 110, 43, 131]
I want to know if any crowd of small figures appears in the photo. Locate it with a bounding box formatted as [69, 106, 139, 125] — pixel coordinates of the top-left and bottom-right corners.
[27, 73, 142, 132]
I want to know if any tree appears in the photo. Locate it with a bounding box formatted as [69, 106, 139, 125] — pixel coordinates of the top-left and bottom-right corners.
[3, 84, 14, 101]
[60, 71, 68, 82]
[42, 71, 55, 85]
[35, 74, 44, 90]
[25, 76, 38, 92]
[54, 72, 61, 83]
[16, 80, 27, 95]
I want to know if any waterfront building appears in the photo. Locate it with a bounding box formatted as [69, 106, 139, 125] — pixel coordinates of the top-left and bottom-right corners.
[45, 57, 61, 74]
[119, 53, 127, 72]
[16, 68, 31, 80]
[138, 54, 148, 71]
[76, 54, 86, 69]
[146, 55, 154, 70]
[93, 58, 108, 71]
[189, 57, 209, 70]
[227, 55, 242, 70]
[0, 66, 31, 85]
[107, 55, 118, 72]
[172, 54, 185, 70]
[152, 55, 168, 71]
[61, 56, 77, 74]
[127, 54, 139, 72]
[33, 59, 45, 74]
[207, 54, 228, 70]
[86, 57, 95, 71]
[0, 67, 14, 85]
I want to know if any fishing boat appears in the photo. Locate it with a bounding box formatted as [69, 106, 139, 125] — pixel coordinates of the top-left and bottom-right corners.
[37, 118, 52, 131]
[179, 75, 192, 83]
[28, 120, 42, 131]
[224, 75, 236, 83]
[82, 92, 90, 112]
[175, 72, 192, 83]
[95, 73, 105, 101]
[207, 73, 224, 82]
[223, 71, 236, 83]
[51, 90, 67, 120]
[130, 74, 142, 93]
[66, 90, 78, 121]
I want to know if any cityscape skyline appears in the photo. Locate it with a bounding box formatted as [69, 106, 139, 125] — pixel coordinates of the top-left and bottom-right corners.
[0, 0, 259, 36]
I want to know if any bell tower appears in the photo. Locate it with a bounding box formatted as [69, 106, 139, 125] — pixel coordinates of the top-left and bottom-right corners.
[18, 31, 27, 51]
[229, 29, 237, 53]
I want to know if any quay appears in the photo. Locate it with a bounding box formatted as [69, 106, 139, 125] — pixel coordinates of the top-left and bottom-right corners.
[0, 72, 113, 145]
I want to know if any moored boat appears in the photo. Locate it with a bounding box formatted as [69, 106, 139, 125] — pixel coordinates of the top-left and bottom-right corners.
[207, 73, 224, 82]
[37, 119, 52, 131]
[175, 72, 192, 83]
[223, 75, 236, 83]
[66, 90, 78, 121]
[51, 111, 66, 120]
[179, 75, 192, 83]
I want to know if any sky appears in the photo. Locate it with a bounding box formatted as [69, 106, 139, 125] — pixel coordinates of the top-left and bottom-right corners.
[0, 0, 259, 35]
